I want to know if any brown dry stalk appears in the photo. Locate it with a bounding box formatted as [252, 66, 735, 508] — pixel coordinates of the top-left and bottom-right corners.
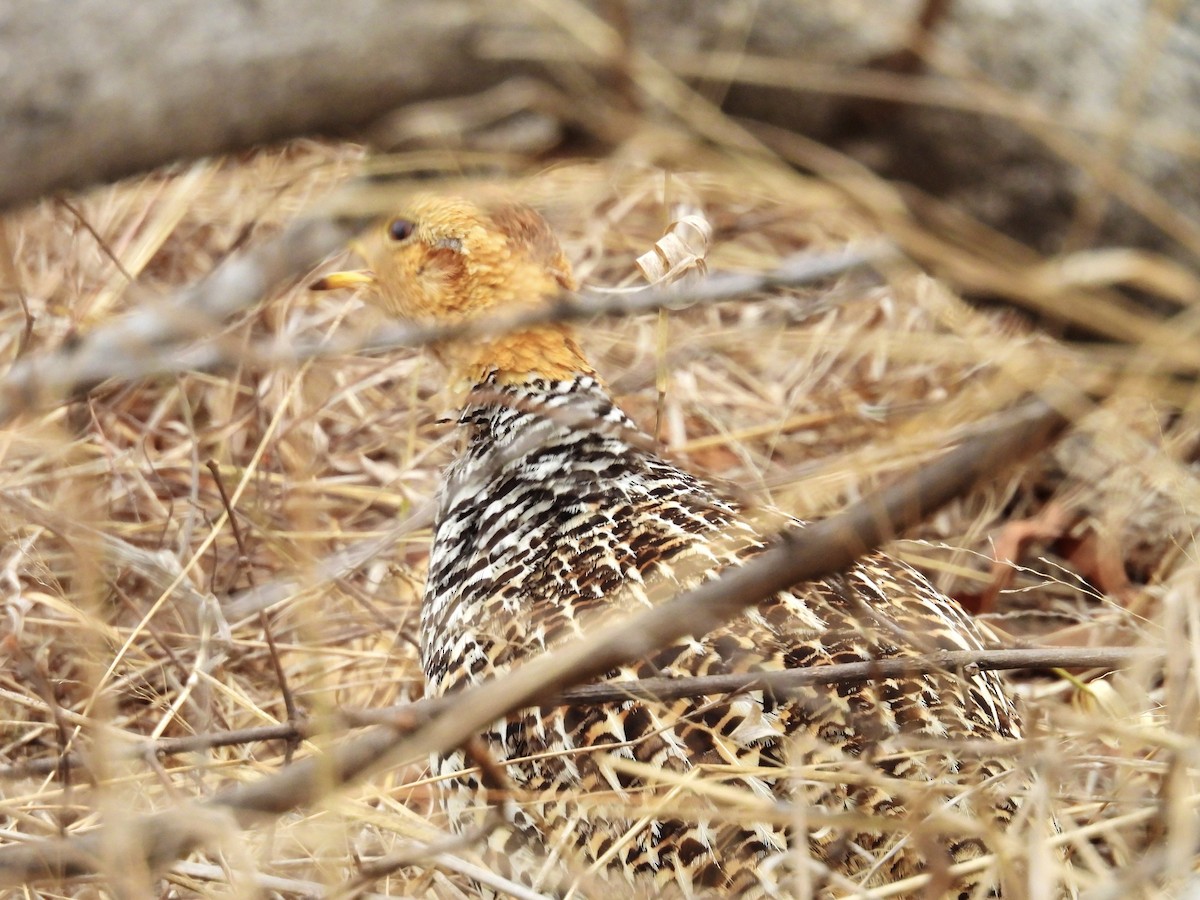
[0, 390, 1076, 885]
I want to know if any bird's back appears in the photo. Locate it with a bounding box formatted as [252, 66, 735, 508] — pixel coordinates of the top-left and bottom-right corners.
[421, 373, 1021, 897]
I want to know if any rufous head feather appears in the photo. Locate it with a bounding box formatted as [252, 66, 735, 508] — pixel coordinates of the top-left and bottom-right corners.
[315, 193, 593, 385]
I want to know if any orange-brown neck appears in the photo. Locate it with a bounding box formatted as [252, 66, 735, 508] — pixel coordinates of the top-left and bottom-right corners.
[443, 323, 595, 386]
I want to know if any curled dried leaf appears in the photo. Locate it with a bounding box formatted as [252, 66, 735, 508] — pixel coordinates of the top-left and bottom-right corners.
[636, 209, 713, 285]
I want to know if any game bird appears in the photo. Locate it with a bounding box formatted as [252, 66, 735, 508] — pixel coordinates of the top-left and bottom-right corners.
[315, 192, 1023, 898]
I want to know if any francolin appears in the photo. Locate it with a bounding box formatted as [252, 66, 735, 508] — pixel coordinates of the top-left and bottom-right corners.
[317, 193, 1023, 898]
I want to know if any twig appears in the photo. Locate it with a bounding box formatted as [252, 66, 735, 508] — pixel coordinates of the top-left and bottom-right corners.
[0, 636, 80, 825]
[556, 646, 1156, 704]
[206, 459, 301, 761]
[0, 491, 232, 661]
[335, 818, 514, 900]
[193, 236, 878, 376]
[0, 212, 372, 423]
[169, 860, 392, 899]
[223, 498, 438, 622]
[0, 645, 1153, 782]
[56, 197, 136, 284]
[0, 236, 891, 425]
[0, 391, 1075, 884]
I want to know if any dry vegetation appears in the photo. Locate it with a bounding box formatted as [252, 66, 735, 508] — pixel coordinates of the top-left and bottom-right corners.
[0, 127, 1197, 899]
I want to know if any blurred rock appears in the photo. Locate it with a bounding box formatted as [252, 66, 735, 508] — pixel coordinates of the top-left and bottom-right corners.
[632, 0, 1200, 259]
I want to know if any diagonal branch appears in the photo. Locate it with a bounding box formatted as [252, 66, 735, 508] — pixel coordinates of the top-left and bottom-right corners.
[0, 1, 511, 211]
[0, 389, 1076, 885]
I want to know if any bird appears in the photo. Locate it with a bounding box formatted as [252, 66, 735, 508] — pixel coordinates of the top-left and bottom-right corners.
[314, 192, 1025, 898]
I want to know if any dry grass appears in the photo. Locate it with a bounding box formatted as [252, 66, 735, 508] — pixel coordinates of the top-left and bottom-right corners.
[0, 130, 1197, 899]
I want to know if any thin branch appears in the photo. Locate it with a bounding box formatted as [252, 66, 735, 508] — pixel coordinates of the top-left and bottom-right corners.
[0, 391, 1079, 884]
[0, 645, 1155, 783]
[0, 235, 890, 425]
[553, 646, 1157, 704]
[170, 860, 394, 900]
[1, 637, 80, 818]
[0, 212, 372, 423]
[0, 491, 232, 657]
[345, 241, 893, 353]
[205, 459, 301, 761]
[56, 197, 136, 284]
[224, 499, 437, 622]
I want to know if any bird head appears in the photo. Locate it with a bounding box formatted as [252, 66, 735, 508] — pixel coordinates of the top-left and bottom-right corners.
[314, 193, 593, 384]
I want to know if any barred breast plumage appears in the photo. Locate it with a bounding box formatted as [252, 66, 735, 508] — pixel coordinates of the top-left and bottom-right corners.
[317, 192, 1023, 898]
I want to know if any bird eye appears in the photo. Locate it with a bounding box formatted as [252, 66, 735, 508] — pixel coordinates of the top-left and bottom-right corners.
[387, 218, 415, 241]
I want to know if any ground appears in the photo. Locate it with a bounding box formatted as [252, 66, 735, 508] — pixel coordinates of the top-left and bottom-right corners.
[0, 139, 1195, 897]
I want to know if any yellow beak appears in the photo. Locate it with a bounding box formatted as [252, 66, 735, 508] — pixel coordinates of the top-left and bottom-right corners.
[309, 269, 375, 291]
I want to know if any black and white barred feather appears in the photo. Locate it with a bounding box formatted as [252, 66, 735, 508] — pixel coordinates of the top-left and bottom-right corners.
[420, 373, 1020, 898]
